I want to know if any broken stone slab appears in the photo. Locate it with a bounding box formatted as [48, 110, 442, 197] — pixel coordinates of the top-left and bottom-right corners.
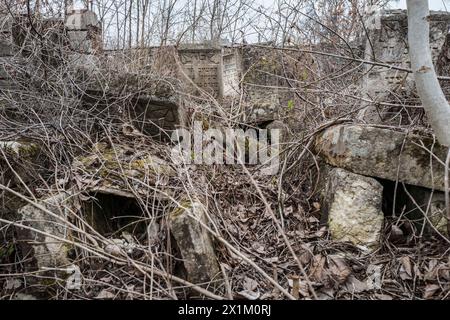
[67, 30, 102, 54]
[79, 69, 186, 141]
[169, 199, 222, 290]
[17, 192, 73, 271]
[0, 141, 39, 157]
[0, 141, 42, 215]
[130, 95, 185, 140]
[322, 168, 384, 250]
[73, 142, 176, 200]
[315, 124, 449, 192]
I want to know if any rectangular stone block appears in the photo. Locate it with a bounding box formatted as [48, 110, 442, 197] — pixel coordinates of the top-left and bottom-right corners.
[322, 168, 384, 250]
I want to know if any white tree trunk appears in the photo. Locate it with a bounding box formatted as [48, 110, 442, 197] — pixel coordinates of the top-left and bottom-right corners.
[407, 0, 450, 146]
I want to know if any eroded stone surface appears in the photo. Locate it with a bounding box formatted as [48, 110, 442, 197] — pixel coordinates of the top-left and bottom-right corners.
[322, 168, 384, 250]
[17, 193, 73, 270]
[315, 124, 449, 192]
[0, 141, 39, 157]
[169, 200, 221, 289]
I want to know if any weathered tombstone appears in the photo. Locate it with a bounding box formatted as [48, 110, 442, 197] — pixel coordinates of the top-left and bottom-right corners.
[178, 44, 223, 98]
[65, 9, 102, 54]
[359, 10, 450, 123]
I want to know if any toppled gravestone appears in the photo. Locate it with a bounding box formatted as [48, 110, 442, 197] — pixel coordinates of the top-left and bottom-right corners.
[169, 200, 221, 290]
[315, 124, 449, 192]
[322, 168, 384, 250]
[14, 141, 225, 294]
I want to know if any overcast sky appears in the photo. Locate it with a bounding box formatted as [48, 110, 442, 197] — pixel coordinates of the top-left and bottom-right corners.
[390, 0, 449, 10]
[70, 0, 450, 11]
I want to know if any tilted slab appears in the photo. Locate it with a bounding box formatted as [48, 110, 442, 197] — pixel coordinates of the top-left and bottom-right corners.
[315, 124, 449, 192]
[169, 199, 222, 291]
[17, 193, 73, 271]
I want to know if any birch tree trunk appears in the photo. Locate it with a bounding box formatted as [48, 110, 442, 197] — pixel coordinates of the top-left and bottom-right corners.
[407, 0, 450, 146]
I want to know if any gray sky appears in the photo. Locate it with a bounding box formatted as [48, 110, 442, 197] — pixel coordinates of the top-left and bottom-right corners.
[71, 1, 450, 11]
[390, 0, 449, 10]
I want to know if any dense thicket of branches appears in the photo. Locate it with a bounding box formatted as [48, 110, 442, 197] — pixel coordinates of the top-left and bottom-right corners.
[1, 0, 450, 301]
[4, 0, 391, 48]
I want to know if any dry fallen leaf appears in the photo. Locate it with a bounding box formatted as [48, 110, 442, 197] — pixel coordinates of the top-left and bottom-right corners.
[237, 290, 260, 300]
[366, 264, 382, 290]
[425, 259, 439, 281]
[5, 279, 21, 290]
[243, 277, 258, 291]
[316, 288, 335, 300]
[312, 202, 321, 211]
[308, 216, 319, 224]
[423, 284, 440, 299]
[388, 225, 404, 243]
[288, 277, 309, 298]
[344, 275, 368, 294]
[310, 254, 326, 284]
[399, 256, 413, 280]
[374, 294, 393, 300]
[104, 239, 126, 256]
[251, 242, 266, 254]
[298, 244, 314, 265]
[328, 255, 351, 285]
[96, 290, 115, 299]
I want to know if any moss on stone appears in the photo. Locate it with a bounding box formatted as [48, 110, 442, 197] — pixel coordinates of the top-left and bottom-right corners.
[76, 143, 175, 179]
